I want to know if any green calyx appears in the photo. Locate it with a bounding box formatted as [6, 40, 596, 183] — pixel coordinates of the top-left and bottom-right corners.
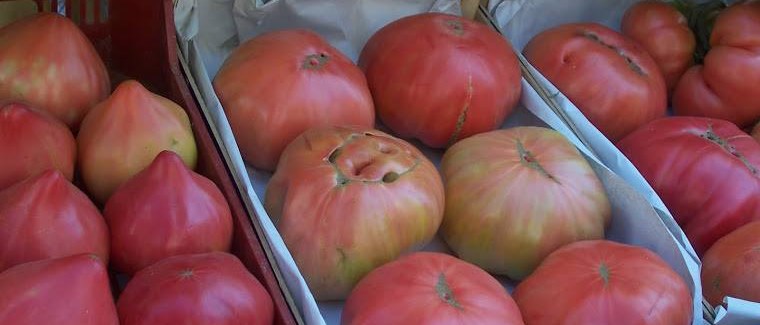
[598, 262, 610, 286]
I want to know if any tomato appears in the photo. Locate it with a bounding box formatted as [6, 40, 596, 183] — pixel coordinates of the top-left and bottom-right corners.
[513, 240, 692, 325]
[264, 126, 444, 300]
[0, 102, 75, 190]
[77, 80, 197, 203]
[673, 2, 760, 127]
[524, 23, 667, 141]
[617, 116, 760, 255]
[440, 127, 610, 280]
[214, 29, 374, 171]
[104, 151, 232, 275]
[701, 221, 760, 306]
[0, 254, 118, 325]
[117, 252, 274, 325]
[0, 13, 109, 129]
[621, 0, 695, 95]
[753, 121, 760, 143]
[342, 252, 524, 325]
[0, 170, 109, 272]
[359, 13, 521, 148]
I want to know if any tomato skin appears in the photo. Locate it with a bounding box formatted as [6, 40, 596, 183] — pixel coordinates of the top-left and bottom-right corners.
[265, 126, 444, 300]
[214, 29, 374, 171]
[0, 170, 109, 272]
[673, 2, 760, 127]
[342, 252, 524, 325]
[0, 102, 75, 190]
[117, 252, 274, 325]
[359, 13, 521, 148]
[617, 117, 760, 255]
[514, 240, 692, 325]
[441, 127, 610, 280]
[621, 0, 695, 95]
[524, 23, 667, 141]
[701, 221, 760, 306]
[0, 254, 118, 325]
[0, 13, 110, 129]
[77, 80, 197, 203]
[104, 151, 233, 275]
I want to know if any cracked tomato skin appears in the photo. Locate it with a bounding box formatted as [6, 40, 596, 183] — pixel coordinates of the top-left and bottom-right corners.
[618, 117, 760, 255]
[117, 252, 273, 325]
[524, 23, 667, 141]
[0, 13, 110, 130]
[359, 12, 521, 148]
[342, 252, 524, 325]
[264, 126, 444, 300]
[621, 0, 695, 95]
[513, 240, 692, 325]
[441, 127, 610, 280]
[701, 221, 760, 306]
[673, 2, 760, 127]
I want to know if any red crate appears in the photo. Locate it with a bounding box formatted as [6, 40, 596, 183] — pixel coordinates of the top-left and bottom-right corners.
[0, 0, 297, 323]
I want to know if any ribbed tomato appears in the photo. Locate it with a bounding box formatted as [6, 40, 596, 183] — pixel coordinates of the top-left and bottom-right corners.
[673, 1, 760, 127]
[524, 23, 666, 141]
[621, 0, 695, 95]
[441, 127, 610, 280]
[342, 252, 524, 325]
[513, 240, 692, 325]
[702, 221, 760, 306]
[0, 102, 75, 190]
[0, 13, 109, 129]
[265, 126, 444, 300]
[617, 117, 760, 255]
[359, 12, 521, 148]
[214, 29, 374, 171]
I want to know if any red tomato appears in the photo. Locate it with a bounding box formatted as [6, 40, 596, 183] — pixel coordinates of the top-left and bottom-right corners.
[265, 126, 444, 300]
[0, 13, 109, 129]
[117, 252, 274, 325]
[342, 252, 524, 325]
[702, 221, 760, 306]
[0, 102, 75, 189]
[617, 117, 760, 255]
[104, 151, 232, 275]
[673, 2, 760, 127]
[0, 170, 109, 272]
[359, 13, 521, 148]
[524, 23, 667, 141]
[214, 29, 374, 171]
[440, 127, 610, 280]
[621, 0, 695, 95]
[514, 240, 692, 325]
[0, 254, 118, 325]
[77, 80, 197, 203]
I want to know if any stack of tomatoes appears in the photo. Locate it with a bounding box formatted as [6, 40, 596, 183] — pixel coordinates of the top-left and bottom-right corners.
[0, 12, 274, 324]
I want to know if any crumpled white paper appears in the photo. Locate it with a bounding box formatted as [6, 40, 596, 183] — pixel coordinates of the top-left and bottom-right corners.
[174, 0, 704, 323]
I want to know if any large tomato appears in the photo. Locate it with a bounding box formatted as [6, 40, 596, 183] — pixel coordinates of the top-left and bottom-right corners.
[617, 116, 760, 255]
[673, 2, 760, 127]
[265, 126, 444, 300]
[441, 127, 610, 280]
[0, 102, 75, 189]
[524, 23, 667, 141]
[77, 80, 197, 203]
[621, 0, 695, 95]
[0, 254, 118, 325]
[117, 252, 274, 325]
[342, 252, 524, 325]
[214, 29, 374, 171]
[701, 221, 760, 306]
[359, 12, 521, 148]
[104, 151, 232, 275]
[0, 170, 109, 272]
[0, 13, 109, 129]
[513, 240, 692, 325]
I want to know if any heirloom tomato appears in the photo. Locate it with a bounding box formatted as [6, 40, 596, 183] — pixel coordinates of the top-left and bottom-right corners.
[702, 221, 760, 306]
